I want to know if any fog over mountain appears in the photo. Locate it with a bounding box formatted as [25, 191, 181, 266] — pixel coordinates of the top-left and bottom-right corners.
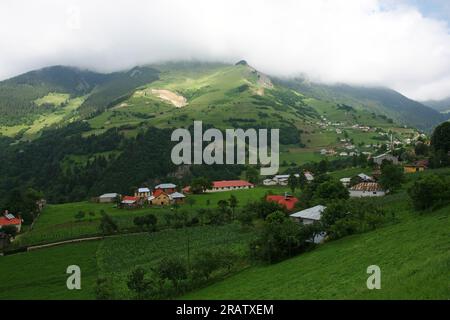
[1, 0, 450, 101]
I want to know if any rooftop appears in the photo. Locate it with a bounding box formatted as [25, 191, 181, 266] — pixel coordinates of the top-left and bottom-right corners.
[290, 205, 326, 221]
[155, 183, 177, 189]
[212, 180, 254, 188]
[350, 182, 384, 192]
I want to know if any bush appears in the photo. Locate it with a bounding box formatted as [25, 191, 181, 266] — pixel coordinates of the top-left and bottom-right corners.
[408, 175, 450, 211]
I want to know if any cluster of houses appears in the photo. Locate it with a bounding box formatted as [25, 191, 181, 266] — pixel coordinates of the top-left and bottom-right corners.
[263, 172, 314, 186]
[98, 183, 187, 209]
[99, 180, 257, 209]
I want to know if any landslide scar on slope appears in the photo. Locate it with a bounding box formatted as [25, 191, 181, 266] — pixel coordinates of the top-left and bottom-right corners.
[150, 89, 188, 108]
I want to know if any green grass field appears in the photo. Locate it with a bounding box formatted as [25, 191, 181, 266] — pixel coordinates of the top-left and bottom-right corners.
[13, 186, 287, 247]
[183, 196, 450, 299]
[0, 240, 99, 300]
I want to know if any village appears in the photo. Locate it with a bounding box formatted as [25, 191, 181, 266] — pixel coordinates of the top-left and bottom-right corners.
[0, 146, 431, 250]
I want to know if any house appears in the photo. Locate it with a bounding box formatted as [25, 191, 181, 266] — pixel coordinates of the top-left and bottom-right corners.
[0, 211, 22, 232]
[98, 193, 119, 203]
[121, 196, 140, 208]
[340, 152, 348, 157]
[206, 180, 254, 193]
[182, 186, 191, 194]
[169, 192, 186, 204]
[148, 192, 171, 206]
[263, 179, 277, 186]
[135, 187, 151, 199]
[290, 205, 326, 224]
[340, 177, 351, 187]
[289, 205, 327, 243]
[404, 160, 428, 173]
[266, 193, 299, 211]
[154, 183, 177, 195]
[304, 171, 314, 182]
[373, 153, 399, 165]
[350, 182, 386, 197]
[357, 173, 374, 182]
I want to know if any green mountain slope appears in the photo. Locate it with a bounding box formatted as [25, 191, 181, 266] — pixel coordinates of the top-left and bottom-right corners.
[277, 78, 447, 131]
[183, 193, 450, 299]
[423, 97, 450, 113]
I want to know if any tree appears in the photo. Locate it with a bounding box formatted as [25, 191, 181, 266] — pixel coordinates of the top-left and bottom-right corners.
[186, 198, 196, 208]
[74, 211, 85, 222]
[155, 257, 188, 289]
[127, 267, 150, 300]
[288, 174, 299, 193]
[314, 180, 349, 202]
[408, 175, 449, 211]
[191, 177, 213, 194]
[99, 211, 118, 235]
[298, 172, 308, 190]
[431, 122, 450, 154]
[379, 164, 404, 192]
[1, 225, 17, 238]
[245, 166, 260, 184]
[192, 250, 221, 280]
[228, 195, 238, 220]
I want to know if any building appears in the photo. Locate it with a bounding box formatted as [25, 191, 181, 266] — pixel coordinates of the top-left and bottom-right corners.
[121, 196, 140, 208]
[404, 160, 428, 173]
[289, 205, 327, 243]
[304, 171, 314, 182]
[98, 193, 119, 203]
[169, 192, 186, 204]
[266, 193, 299, 211]
[340, 177, 351, 187]
[206, 180, 254, 193]
[135, 188, 151, 199]
[290, 205, 326, 224]
[357, 173, 374, 182]
[154, 183, 177, 195]
[350, 182, 386, 197]
[373, 153, 399, 165]
[263, 179, 278, 186]
[148, 192, 171, 206]
[0, 211, 22, 232]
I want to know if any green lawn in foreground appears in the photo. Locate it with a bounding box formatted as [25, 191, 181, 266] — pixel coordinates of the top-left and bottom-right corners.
[0, 241, 99, 300]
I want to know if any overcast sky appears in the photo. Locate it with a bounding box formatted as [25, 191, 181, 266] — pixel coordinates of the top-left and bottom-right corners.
[1, 0, 450, 101]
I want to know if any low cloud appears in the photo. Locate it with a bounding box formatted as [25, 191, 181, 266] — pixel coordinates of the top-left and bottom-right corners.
[1, 0, 450, 100]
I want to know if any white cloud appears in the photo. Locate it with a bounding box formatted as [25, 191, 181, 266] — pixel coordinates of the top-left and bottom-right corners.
[1, 0, 450, 100]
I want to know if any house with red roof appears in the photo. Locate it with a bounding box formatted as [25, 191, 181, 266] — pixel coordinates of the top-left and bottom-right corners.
[205, 180, 255, 193]
[0, 210, 22, 232]
[266, 193, 299, 211]
[120, 196, 140, 209]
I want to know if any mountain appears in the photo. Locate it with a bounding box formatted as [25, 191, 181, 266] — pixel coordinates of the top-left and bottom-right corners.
[422, 97, 450, 113]
[276, 78, 447, 131]
[0, 61, 439, 204]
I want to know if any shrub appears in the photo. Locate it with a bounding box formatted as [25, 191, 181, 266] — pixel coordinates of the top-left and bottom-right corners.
[408, 175, 450, 211]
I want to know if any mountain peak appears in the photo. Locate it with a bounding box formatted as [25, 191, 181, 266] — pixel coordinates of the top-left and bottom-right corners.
[235, 60, 249, 66]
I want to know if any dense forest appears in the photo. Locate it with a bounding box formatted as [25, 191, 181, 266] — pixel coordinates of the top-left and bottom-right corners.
[0, 122, 244, 206]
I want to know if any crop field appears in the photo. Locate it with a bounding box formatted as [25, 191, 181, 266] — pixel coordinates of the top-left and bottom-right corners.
[97, 223, 257, 298]
[0, 223, 257, 300]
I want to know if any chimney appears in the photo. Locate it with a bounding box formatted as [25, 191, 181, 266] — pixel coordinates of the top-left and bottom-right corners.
[3, 210, 8, 217]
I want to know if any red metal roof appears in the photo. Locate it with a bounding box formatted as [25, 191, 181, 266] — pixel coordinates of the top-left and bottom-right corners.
[0, 216, 21, 226]
[266, 195, 299, 211]
[123, 196, 139, 201]
[212, 180, 254, 188]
